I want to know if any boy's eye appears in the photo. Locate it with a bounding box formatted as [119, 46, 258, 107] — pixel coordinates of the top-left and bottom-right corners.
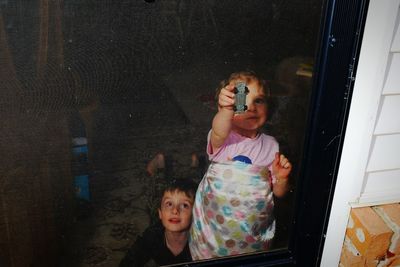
[180, 203, 191, 210]
[163, 200, 192, 211]
[164, 201, 173, 208]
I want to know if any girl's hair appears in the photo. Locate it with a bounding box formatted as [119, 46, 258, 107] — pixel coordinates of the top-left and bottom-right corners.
[215, 71, 269, 102]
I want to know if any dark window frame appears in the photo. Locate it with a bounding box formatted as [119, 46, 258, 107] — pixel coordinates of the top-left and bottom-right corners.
[183, 0, 369, 266]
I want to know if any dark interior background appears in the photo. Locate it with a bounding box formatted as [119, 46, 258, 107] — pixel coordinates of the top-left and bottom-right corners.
[0, 1, 322, 266]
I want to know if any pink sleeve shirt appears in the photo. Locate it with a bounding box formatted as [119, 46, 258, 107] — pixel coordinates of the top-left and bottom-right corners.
[207, 130, 279, 168]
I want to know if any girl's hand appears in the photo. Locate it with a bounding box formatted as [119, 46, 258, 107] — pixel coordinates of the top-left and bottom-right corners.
[218, 84, 235, 110]
[272, 152, 292, 181]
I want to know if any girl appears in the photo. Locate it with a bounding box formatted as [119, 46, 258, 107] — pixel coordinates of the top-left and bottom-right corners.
[189, 71, 292, 260]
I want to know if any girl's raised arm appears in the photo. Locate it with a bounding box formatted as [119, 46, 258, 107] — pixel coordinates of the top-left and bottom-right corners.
[210, 85, 235, 152]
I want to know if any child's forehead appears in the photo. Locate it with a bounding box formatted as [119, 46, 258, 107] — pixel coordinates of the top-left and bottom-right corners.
[162, 190, 193, 201]
[231, 77, 265, 92]
[231, 75, 258, 83]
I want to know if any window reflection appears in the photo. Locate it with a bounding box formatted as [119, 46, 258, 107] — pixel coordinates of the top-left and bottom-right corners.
[0, 1, 321, 266]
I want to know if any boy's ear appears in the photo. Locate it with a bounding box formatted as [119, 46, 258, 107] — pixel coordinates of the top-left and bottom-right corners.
[158, 208, 162, 219]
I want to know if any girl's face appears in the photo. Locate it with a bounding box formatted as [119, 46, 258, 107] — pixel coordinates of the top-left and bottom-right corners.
[231, 79, 268, 138]
[158, 190, 193, 233]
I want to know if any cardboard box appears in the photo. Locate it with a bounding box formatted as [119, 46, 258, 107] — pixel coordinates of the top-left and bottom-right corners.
[340, 235, 365, 267]
[387, 256, 400, 267]
[346, 207, 393, 260]
[373, 204, 400, 255]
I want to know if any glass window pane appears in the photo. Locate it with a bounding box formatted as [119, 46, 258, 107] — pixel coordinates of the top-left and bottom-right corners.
[0, 1, 323, 266]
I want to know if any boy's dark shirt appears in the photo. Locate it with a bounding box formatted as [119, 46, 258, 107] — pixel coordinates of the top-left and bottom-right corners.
[119, 222, 192, 267]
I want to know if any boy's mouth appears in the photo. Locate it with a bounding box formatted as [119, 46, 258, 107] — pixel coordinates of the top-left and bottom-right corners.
[169, 218, 181, 224]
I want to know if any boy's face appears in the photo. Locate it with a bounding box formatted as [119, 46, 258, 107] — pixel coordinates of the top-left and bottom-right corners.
[158, 190, 193, 233]
[232, 80, 268, 138]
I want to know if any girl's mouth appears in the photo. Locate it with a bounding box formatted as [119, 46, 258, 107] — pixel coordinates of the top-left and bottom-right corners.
[246, 116, 258, 120]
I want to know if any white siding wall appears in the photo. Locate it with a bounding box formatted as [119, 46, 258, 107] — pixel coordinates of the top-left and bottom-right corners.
[321, 1, 400, 266]
[359, 3, 400, 204]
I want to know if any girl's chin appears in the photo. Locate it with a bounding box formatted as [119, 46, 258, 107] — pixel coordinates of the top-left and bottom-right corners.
[234, 128, 259, 137]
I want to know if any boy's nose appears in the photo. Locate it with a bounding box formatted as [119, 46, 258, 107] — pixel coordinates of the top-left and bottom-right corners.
[172, 206, 179, 214]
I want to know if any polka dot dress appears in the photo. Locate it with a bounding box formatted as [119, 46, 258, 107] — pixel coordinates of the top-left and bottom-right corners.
[189, 161, 275, 260]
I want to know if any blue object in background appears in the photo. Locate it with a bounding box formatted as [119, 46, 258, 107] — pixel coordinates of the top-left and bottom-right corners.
[69, 111, 91, 201]
[72, 137, 90, 201]
[72, 142, 88, 155]
[74, 174, 90, 201]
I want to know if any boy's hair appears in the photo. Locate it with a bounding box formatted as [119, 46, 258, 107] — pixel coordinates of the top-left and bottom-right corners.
[215, 70, 269, 103]
[160, 179, 197, 206]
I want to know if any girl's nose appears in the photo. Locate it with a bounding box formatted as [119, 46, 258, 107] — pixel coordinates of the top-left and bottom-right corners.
[247, 102, 255, 112]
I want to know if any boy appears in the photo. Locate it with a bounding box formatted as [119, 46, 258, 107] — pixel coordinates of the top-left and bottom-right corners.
[119, 179, 196, 267]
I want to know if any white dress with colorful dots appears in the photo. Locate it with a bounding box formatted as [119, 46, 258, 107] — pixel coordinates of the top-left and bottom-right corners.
[189, 161, 275, 260]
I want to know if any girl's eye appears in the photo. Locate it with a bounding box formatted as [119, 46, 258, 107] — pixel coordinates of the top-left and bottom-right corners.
[255, 98, 266, 104]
